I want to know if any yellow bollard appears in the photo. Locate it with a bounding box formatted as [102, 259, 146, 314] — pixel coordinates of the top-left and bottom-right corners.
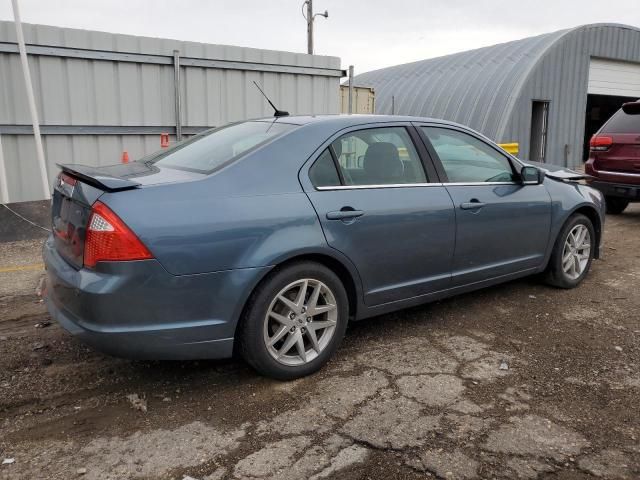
[498, 142, 519, 156]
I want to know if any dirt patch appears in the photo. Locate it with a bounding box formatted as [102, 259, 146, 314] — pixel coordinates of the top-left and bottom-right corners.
[1, 206, 640, 479]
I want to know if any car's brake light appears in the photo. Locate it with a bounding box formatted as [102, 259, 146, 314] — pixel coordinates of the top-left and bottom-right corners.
[84, 201, 153, 268]
[590, 135, 613, 151]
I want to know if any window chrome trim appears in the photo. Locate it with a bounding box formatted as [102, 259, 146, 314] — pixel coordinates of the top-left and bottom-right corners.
[314, 181, 524, 191]
[316, 182, 443, 190]
[442, 181, 519, 186]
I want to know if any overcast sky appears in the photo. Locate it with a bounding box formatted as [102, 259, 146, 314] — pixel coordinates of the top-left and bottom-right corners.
[1, 0, 639, 73]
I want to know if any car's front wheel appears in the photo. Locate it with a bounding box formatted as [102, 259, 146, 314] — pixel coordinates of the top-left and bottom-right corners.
[605, 196, 629, 215]
[238, 261, 349, 380]
[545, 213, 595, 289]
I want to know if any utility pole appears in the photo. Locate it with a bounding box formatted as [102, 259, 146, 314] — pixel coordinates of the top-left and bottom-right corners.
[303, 0, 328, 55]
[11, 0, 50, 200]
[348, 65, 354, 114]
[306, 0, 313, 55]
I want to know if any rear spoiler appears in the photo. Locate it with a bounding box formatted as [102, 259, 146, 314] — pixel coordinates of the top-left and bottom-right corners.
[58, 164, 141, 191]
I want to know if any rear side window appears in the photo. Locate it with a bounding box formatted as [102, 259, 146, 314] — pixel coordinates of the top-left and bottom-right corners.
[601, 109, 640, 134]
[150, 121, 296, 173]
[331, 127, 427, 186]
[309, 149, 340, 187]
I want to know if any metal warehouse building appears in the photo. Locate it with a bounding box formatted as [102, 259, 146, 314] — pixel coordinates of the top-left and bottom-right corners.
[0, 21, 344, 203]
[355, 23, 640, 168]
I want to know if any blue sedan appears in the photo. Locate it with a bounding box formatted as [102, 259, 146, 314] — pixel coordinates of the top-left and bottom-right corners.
[43, 115, 605, 379]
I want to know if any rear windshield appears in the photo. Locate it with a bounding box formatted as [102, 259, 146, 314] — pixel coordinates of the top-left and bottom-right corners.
[148, 121, 297, 173]
[601, 108, 640, 134]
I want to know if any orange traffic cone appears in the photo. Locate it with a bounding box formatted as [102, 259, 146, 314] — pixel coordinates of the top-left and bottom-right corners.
[121, 151, 130, 164]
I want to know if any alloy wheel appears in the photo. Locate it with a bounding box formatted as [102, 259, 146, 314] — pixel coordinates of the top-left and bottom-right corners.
[561, 224, 591, 280]
[263, 278, 338, 366]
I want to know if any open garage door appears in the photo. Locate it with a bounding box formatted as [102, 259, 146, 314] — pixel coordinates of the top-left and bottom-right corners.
[588, 58, 640, 97]
[583, 59, 640, 160]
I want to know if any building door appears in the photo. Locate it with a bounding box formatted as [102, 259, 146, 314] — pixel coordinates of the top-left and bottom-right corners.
[529, 101, 550, 162]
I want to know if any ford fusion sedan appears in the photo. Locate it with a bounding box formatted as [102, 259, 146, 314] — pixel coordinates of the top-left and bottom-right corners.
[43, 115, 605, 379]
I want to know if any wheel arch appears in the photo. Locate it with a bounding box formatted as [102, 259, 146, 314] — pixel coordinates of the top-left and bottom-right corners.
[233, 249, 364, 345]
[571, 204, 602, 259]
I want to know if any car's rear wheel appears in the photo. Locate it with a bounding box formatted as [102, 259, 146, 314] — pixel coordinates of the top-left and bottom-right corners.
[544, 213, 595, 289]
[238, 261, 348, 380]
[605, 196, 629, 215]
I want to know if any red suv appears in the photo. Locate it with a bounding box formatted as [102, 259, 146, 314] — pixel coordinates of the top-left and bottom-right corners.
[586, 100, 640, 214]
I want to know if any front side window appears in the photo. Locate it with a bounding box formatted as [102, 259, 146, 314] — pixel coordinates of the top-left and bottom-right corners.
[150, 121, 296, 173]
[422, 127, 516, 183]
[329, 127, 427, 186]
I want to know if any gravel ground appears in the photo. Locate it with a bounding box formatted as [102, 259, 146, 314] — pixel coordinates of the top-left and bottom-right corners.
[0, 206, 639, 479]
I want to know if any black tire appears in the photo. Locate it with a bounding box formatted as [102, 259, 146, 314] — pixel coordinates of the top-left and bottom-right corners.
[605, 196, 629, 215]
[238, 261, 349, 380]
[544, 213, 595, 289]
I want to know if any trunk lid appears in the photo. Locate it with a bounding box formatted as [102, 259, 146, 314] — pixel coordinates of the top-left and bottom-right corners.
[593, 133, 640, 175]
[51, 172, 104, 269]
[52, 162, 205, 268]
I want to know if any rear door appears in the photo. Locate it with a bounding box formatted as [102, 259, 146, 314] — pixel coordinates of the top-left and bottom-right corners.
[302, 123, 456, 306]
[417, 124, 552, 286]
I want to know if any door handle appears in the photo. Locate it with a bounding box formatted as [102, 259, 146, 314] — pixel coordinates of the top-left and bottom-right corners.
[460, 200, 486, 210]
[326, 208, 364, 220]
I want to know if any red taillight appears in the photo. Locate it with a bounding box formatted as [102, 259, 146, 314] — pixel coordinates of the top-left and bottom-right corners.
[590, 135, 613, 151]
[84, 201, 153, 268]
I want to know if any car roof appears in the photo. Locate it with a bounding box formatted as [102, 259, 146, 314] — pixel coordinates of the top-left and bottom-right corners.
[252, 114, 463, 129]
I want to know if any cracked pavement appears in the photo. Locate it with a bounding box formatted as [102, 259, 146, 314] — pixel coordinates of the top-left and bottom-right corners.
[1, 206, 639, 479]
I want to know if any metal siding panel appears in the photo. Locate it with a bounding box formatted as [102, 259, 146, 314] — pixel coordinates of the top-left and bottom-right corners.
[93, 60, 120, 124]
[184, 66, 207, 126]
[139, 63, 164, 125]
[117, 62, 144, 125]
[0, 21, 342, 202]
[3, 53, 30, 124]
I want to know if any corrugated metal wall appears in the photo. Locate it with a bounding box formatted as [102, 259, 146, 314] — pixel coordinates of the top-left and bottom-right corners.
[0, 21, 344, 202]
[504, 24, 640, 167]
[355, 23, 640, 168]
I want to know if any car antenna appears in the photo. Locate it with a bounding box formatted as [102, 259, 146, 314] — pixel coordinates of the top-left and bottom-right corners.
[253, 81, 289, 117]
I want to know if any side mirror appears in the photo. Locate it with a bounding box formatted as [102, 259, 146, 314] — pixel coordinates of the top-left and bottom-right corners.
[521, 165, 543, 185]
[622, 101, 640, 115]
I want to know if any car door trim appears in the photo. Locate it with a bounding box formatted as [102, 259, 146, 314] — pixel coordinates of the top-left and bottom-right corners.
[443, 181, 519, 186]
[315, 181, 520, 191]
[316, 182, 445, 191]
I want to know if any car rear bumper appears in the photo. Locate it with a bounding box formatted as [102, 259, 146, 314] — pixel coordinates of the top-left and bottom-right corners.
[587, 179, 640, 201]
[42, 235, 270, 360]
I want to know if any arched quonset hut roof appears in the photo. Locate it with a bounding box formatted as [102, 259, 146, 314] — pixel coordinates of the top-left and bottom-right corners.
[355, 24, 640, 146]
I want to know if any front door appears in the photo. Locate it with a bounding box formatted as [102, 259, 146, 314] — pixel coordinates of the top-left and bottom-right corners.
[303, 125, 456, 306]
[419, 125, 552, 286]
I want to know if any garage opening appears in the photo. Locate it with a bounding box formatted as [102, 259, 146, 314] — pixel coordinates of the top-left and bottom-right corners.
[529, 101, 549, 162]
[582, 94, 637, 161]
[583, 58, 640, 161]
